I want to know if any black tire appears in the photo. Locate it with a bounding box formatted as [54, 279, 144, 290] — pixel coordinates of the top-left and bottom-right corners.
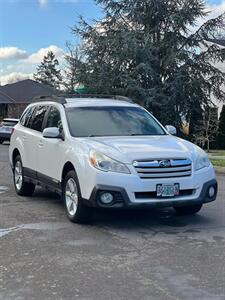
[13, 155, 35, 196]
[174, 204, 202, 215]
[62, 170, 91, 224]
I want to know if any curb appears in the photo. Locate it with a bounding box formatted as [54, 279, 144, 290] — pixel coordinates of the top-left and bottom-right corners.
[215, 166, 225, 175]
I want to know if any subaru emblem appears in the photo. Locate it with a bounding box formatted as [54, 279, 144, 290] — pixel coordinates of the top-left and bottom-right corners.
[159, 160, 171, 167]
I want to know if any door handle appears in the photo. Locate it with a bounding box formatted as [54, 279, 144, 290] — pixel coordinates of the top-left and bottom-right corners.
[22, 135, 26, 141]
[38, 141, 43, 147]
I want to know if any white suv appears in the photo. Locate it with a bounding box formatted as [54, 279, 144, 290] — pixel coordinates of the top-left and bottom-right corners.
[9, 95, 217, 223]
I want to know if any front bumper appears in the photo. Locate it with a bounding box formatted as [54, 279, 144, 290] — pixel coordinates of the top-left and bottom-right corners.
[83, 179, 217, 209]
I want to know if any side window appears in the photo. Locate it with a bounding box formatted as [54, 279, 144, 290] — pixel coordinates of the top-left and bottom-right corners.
[20, 106, 35, 128]
[30, 106, 48, 132]
[26, 107, 36, 128]
[20, 107, 29, 126]
[45, 106, 62, 131]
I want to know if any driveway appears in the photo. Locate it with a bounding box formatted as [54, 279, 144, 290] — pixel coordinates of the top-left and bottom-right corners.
[0, 144, 225, 300]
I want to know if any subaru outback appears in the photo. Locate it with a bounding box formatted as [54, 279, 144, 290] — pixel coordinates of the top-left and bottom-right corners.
[9, 95, 217, 223]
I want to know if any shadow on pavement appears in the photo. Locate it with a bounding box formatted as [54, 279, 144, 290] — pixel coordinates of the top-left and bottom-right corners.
[32, 187, 213, 233]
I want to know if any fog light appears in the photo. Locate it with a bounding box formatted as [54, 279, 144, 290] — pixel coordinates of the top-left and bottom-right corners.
[100, 192, 114, 204]
[209, 186, 215, 198]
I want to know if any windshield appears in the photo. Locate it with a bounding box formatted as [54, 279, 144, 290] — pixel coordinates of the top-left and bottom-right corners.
[66, 106, 166, 137]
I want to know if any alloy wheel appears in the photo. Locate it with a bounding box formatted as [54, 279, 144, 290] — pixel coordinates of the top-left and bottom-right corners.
[65, 178, 78, 216]
[14, 160, 23, 191]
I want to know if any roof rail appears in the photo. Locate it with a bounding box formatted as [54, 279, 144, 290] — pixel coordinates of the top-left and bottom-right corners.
[32, 95, 67, 104]
[64, 94, 134, 103]
[32, 94, 134, 104]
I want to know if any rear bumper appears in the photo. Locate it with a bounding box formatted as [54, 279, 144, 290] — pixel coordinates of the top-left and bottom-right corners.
[0, 132, 11, 140]
[83, 179, 217, 209]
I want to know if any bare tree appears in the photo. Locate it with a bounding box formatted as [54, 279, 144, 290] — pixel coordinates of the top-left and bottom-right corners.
[193, 107, 218, 152]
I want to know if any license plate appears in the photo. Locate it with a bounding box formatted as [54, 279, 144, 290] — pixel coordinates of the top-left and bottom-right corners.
[156, 184, 179, 197]
[1, 127, 11, 132]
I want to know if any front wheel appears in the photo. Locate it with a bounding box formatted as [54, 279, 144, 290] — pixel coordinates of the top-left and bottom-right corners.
[63, 170, 91, 224]
[14, 155, 35, 196]
[174, 204, 203, 215]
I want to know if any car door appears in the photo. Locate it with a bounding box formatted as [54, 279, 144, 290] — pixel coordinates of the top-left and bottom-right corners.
[36, 105, 66, 187]
[18, 105, 37, 172]
[24, 105, 49, 175]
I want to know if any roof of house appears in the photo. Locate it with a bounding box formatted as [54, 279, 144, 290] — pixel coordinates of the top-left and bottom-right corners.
[0, 90, 16, 103]
[0, 79, 60, 104]
[207, 38, 225, 47]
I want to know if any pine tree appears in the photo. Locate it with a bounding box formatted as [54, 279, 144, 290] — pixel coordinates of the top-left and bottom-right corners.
[189, 102, 204, 141]
[72, 0, 225, 131]
[63, 43, 83, 94]
[34, 51, 62, 90]
[217, 105, 225, 149]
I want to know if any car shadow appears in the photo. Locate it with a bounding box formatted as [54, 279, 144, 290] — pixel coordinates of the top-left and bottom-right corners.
[32, 187, 213, 233]
[91, 207, 211, 231]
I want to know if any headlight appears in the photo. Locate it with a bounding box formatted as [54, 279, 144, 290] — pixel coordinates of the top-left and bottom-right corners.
[195, 149, 210, 171]
[89, 150, 130, 174]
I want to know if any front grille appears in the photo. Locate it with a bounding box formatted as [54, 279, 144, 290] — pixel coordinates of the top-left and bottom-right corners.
[135, 189, 194, 199]
[133, 158, 192, 179]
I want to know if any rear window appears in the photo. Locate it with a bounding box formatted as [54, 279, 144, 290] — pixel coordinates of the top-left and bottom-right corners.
[2, 121, 18, 126]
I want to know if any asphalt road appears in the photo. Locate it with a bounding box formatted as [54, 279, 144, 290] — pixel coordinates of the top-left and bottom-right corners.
[0, 143, 225, 300]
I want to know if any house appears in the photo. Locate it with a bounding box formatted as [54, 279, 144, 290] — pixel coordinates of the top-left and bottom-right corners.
[0, 79, 59, 120]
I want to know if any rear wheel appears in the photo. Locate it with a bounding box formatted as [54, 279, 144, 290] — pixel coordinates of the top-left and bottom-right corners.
[174, 204, 202, 215]
[14, 155, 35, 196]
[63, 170, 91, 224]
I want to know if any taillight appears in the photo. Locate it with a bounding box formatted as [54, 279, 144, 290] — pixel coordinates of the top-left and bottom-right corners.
[11, 127, 15, 135]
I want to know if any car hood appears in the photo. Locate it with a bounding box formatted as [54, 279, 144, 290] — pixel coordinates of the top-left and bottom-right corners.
[79, 135, 198, 164]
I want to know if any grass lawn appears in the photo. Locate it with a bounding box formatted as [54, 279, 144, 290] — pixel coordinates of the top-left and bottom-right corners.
[210, 159, 225, 167]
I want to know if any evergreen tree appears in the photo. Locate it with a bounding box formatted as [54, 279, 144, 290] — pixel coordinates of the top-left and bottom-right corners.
[217, 105, 225, 149]
[63, 43, 83, 94]
[72, 0, 225, 131]
[34, 51, 62, 90]
[189, 102, 204, 140]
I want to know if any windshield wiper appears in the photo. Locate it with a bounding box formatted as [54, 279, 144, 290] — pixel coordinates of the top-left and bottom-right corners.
[130, 133, 165, 136]
[130, 133, 149, 136]
[88, 134, 104, 137]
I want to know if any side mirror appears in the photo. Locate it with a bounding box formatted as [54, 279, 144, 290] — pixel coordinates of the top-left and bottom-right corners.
[165, 125, 177, 136]
[43, 127, 63, 139]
